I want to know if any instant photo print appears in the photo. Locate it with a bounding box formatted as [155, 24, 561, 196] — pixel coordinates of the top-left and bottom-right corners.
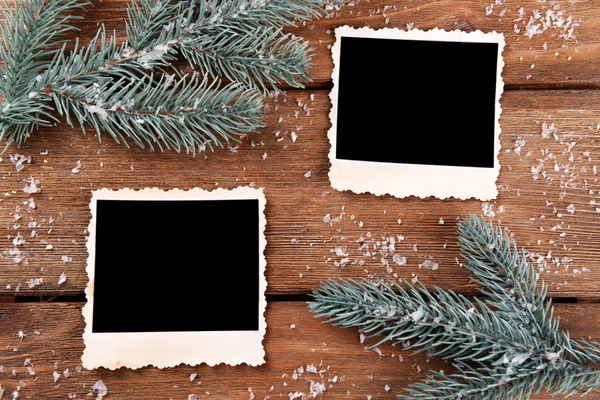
[82, 187, 267, 369]
[328, 26, 505, 200]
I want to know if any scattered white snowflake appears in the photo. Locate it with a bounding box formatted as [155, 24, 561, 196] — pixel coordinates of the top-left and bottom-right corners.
[304, 171, 312, 178]
[22, 177, 41, 194]
[392, 254, 407, 266]
[542, 122, 558, 139]
[309, 381, 326, 397]
[482, 202, 495, 217]
[514, 137, 527, 155]
[567, 204, 575, 214]
[420, 260, 439, 271]
[306, 364, 318, 374]
[26, 278, 43, 288]
[12, 233, 25, 246]
[85, 104, 108, 120]
[91, 380, 108, 400]
[408, 308, 425, 322]
[58, 273, 67, 285]
[71, 160, 81, 174]
[9, 154, 30, 172]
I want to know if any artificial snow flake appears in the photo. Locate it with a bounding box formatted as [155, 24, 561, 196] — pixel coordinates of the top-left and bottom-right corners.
[71, 160, 81, 174]
[408, 308, 424, 322]
[421, 260, 439, 271]
[22, 177, 40, 194]
[25, 278, 43, 288]
[85, 104, 108, 120]
[392, 254, 407, 266]
[541, 122, 558, 138]
[9, 154, 31, 172]
[58, 273, 67, 285]
[91, 380, 107, 400]
[306, 364, 318, 374]
[309, 381, 326, 397]
[482, 202, 495, 217]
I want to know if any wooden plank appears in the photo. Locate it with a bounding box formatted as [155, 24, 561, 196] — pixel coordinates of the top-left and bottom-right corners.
[1, 0, 598, 88]
[0, 302, 599, 399]
[1, 89, 600, 297]
[296, 0, 600, 88]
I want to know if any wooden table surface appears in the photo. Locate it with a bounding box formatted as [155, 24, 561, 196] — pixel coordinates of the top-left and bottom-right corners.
[2, 0, 600, 399]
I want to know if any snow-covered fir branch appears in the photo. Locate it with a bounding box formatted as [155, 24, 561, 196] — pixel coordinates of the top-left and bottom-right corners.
[309, 215, 600, 399]
[0, 0, 343, 152]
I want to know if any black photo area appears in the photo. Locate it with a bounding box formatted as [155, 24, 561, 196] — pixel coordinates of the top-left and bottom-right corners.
[92, 199, 260, 333]
[335, 36, 498, 168]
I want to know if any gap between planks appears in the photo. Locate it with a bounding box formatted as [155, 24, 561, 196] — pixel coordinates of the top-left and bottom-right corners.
[0, 294, 581, 304]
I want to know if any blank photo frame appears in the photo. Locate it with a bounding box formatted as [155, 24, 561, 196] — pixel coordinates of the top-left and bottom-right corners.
[328, 26, 505, 200]
[82, 187, 267, 369]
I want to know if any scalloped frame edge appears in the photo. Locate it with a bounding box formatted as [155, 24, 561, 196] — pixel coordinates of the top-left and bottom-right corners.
[81, 186, 268, 370]
[327, 26, 505, 200]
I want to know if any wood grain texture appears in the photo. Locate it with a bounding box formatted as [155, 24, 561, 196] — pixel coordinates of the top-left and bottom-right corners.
[1, 90, 600, 297]
[0, 302, 599, 399]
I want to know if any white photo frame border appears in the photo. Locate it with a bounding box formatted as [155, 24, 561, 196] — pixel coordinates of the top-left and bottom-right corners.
[328, 26, 505, 200]
[82, 186, 268, 370]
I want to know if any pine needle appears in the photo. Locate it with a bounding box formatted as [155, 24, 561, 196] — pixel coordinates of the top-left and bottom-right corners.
[0, 0, 343, 152]
[309, 215, 600, 400]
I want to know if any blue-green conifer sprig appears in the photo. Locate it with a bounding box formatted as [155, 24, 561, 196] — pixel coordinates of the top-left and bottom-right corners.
[309, 215, 600, 399]
[0, 0, 342, 152]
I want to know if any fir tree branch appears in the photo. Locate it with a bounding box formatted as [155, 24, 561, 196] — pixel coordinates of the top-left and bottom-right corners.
[45, 72, 264, 153]
[457, 216, 600, 366]
[399, 362, 600, 400]
[310, 279, 545, 366]
[457, 215, 550, 336]
[178, 24, 313, 92]
[0, 0, 88, 146]
[0, 0, 342, 151]
[126, 0, 182, 51]
[309, 215, 600, 399]
[191, 0, 340, 30]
